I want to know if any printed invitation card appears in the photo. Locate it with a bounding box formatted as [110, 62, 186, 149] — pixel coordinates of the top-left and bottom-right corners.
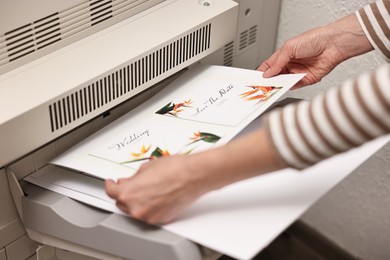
[51, 65, 305, 180]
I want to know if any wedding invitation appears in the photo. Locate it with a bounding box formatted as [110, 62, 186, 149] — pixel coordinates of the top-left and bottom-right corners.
[51, 65, 305, 179]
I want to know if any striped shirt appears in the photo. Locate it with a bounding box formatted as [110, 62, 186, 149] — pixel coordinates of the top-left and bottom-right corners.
[357, 0, 390, 60]
[266, 1, 390, 169]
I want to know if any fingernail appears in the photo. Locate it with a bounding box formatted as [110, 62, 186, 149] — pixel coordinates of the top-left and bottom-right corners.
[263, 68, 271, 77]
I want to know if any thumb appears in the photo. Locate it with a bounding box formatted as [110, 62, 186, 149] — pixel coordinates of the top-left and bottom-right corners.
[105, 179, 119, 199]
[260, 48, 292, 78]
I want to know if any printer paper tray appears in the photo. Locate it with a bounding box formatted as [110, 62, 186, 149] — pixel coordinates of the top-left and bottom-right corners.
[22, 172, 204, 260]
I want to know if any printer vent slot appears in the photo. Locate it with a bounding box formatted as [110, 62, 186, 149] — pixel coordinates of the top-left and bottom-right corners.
[90, 0, 113, 26]
[238, 25, 258, 51]
[248, 25, 257, 45]
[223, 41, 234, 66]
[2, 13, 62, 63]
[48, 23, 211, 132]
[0, 0, 166, 71]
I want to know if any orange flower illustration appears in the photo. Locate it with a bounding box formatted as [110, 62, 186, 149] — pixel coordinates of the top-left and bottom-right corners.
[158, 149, 170, 157]
[171, 99, 192, 115]
[130, 144, 151, 158]
[187, 131, 221, 144]
[121, 145, 171, 164]
[190, 131, 202, 141]
[240, 86, 281, 101]
[149, 147, 171, 159]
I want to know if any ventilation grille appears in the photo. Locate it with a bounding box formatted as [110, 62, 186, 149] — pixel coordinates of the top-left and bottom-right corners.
[1, 13, 62, 63]
[0, 0, 165, 68]
[238, 25, 257, 51]
[48, 24, 212, 132]
[223, 41, 234, 67]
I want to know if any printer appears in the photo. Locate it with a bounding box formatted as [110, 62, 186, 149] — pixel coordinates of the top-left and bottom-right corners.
[0, 0, 281, 259]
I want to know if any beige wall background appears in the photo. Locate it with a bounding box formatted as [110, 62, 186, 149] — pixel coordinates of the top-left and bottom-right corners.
[276, 0, 390, 259]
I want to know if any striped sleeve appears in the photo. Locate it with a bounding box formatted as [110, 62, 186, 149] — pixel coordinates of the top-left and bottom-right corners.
[265, 64, 390, 169]
[356, 0, 390, 60]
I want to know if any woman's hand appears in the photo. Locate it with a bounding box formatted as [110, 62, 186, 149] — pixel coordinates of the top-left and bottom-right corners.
[105, 155, 207, 225]
[258, 13, 373, 88]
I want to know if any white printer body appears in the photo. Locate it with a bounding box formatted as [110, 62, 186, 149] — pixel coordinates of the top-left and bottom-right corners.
[0, 0, 281, 259]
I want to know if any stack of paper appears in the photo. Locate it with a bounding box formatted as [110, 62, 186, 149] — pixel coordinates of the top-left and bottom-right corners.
[25, 65, 389, 259]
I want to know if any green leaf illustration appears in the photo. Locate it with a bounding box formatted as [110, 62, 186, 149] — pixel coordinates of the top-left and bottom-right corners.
[150, 147, 167, 158]
[156, 102, 175, 115]
[120, 157, 149, 164]
[199, 132, 221, 143]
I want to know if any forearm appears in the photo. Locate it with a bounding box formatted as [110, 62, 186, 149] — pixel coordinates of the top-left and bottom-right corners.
[187, 127, 286, 192]
[320, 0, 390, 61]
[266, 64, 390, 169]
[325, 13, 373, 61]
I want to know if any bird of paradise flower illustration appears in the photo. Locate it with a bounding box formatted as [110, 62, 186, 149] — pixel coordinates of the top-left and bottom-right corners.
[120, 144, 171, 164]
[240, 85, 282, 102]
[155, 99, 192, 117]
[188, 131, 221, 145]
[129, 144, 152, 159]
[119, 131, 221, 165]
